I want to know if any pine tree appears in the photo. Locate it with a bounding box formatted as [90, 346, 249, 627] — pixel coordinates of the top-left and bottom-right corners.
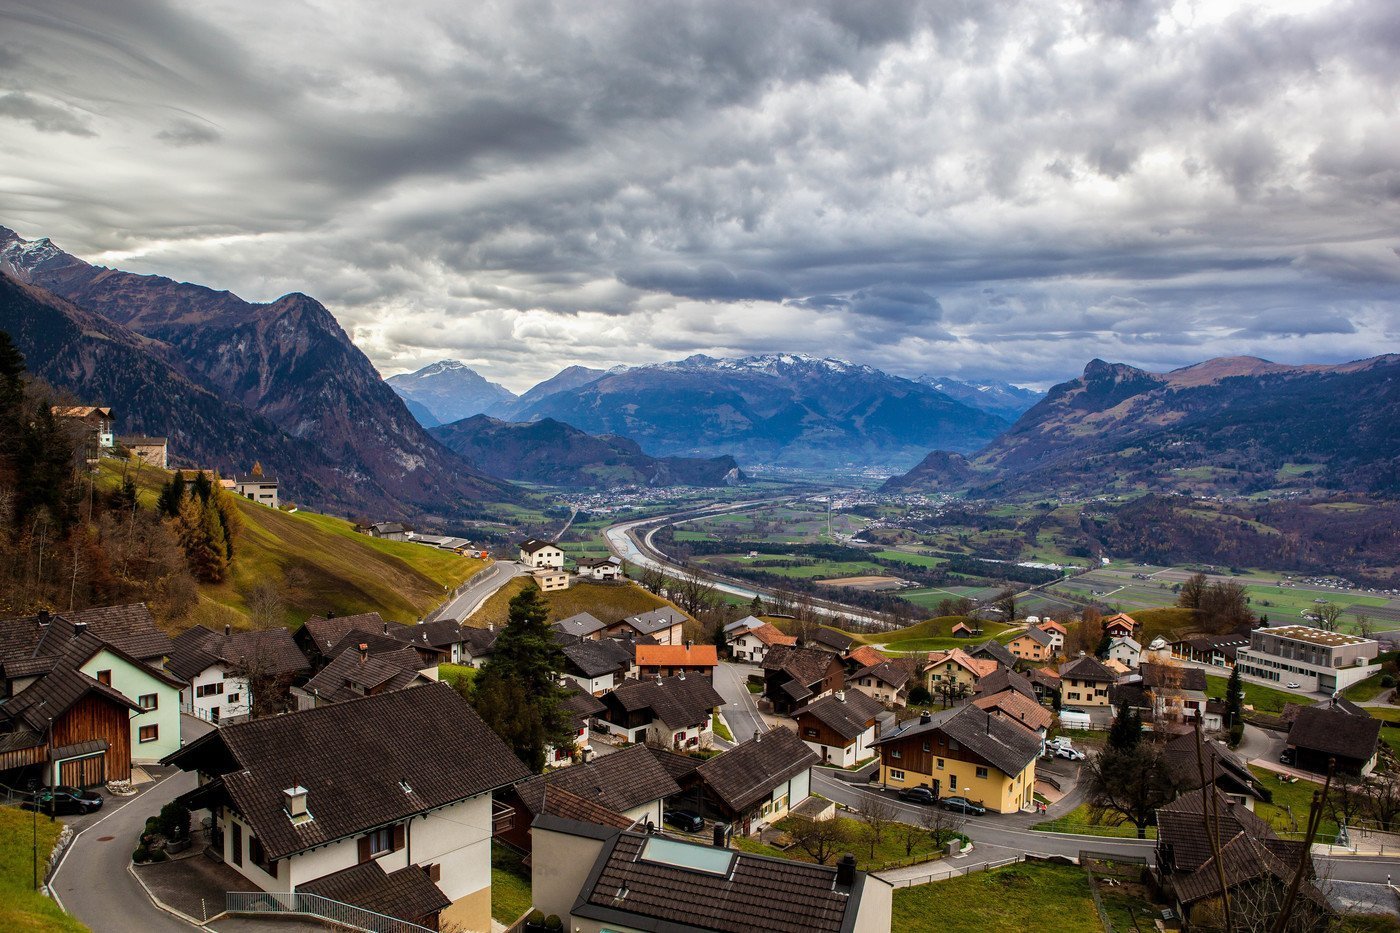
[157, 473, 186, 518]
[1108, 699, 1140, 751]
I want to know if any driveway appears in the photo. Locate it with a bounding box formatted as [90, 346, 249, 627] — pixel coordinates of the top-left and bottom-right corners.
[51, 715, 213, 933]
[713, 662, 767, 743]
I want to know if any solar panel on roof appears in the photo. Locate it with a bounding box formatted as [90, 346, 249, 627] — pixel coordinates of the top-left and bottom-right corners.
[640, 836, 734, 875]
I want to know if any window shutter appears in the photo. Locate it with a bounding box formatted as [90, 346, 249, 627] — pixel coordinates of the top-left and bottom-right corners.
[393, 823, 406, 852]
[358, 836, 371, 863]
[427, 863, 441, 882]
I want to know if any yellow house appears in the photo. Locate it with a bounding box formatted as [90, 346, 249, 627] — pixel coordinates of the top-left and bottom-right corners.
[872, 706, 1039, 814]
[1006, 626, 1055, 663]
[922, 649, 998, 693]
[1058, 655, 1117, 708]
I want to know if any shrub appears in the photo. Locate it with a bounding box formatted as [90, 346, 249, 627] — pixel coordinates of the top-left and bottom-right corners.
[132, 845, 150, 864]
[1228, 723, 1245, 748]
[544, 916, 564, 932]
[1383, 675, 1395, 688]
[159, 801, 191, 841]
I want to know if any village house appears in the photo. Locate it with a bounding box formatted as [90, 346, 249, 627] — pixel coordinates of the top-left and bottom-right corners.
[0, 605, 183, 767]
[1101, 613, 1139, 640]
[692, 728, 818, 836]
[723, 615, 795, 664]
[762, 644, 846, 714]
[922, 648, 998, 695]
[296, 612, 393, 668]
[1138, 661, 1210, 725]
[1058, 655, 1117, 709]
[609, 607, 687, 646]
[600, 674, 724, 750]
[167, 624, 310, 723]
[322, 628, 445, 672]
[792, 689, 884, 767]
[234, 473, 279, 508]
[1161, 732, 1270, 809]
[291, 643, 433, 709]
[842, 644, 891, 676]
[560, 638, 636, 696]
[529, 814, 892, 933]
[366, 522, 407, 541]
[1026, 667, 1061, 704]
[519, 539, 565, 569]
[847, 659, 914, 707]
[873, 705, 1039, 814]
[635, 643, 718, 679]
[805, 627, 856, 654]
[554, 612, 608, 640]
[1285, 704, 1382, 777]
[164, 684, 530, 933]
[971, 688, 1053, 753]
[531, 567, 570, 592]
[971, 667, 1037, 703]
[52, 405, 115, 460]
[574, 556, 622, 580]
[547, 688, 607, 769]
[388, 618, 493, 666]
[117, 434, 169, 468]
[1155, 787, 1327, 931]
[1006, 625, 1055, 663]
[1170, 631, 1251, 668]
[949, 621, 975, 638]
[1107, 636, 1142, 669]
[498, 744, 680, 852]
[969, 638, 1018, 669]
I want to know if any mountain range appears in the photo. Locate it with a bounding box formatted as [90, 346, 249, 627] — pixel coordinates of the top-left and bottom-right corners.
[914, 376, 1043, 423]
[885, 355, 1400, 498]
[0, 228, 513, 520]
[387, 360, 516, 426]
[430, 415, 745, 487]
[411, 354, 1008, 470]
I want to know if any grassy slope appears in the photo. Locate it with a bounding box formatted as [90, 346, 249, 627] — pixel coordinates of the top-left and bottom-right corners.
[1032, 802, 1156, 839]
[891, 861, 1102, 933]
[491, 842, 532, 924]
[856, 616, 1015, 654]
[1203, 674, 1297, 716]
[102, 460, 485, 627]
[1131, 607, 1200, 643]
[468, 578, 686, 629]
[732, 816, 943, 871]
[1249, 766, 1339, 838]
[0, 806, 88, 932]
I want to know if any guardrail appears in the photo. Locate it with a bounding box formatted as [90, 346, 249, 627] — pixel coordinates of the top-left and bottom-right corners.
[226, 891, 434, 933]
[881, 854, 1025, 889]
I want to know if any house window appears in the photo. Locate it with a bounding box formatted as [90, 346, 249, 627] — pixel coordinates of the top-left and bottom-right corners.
[890, 748, 902, 759]
[922, 741, 931, 752]
[364, 826, 399, 858]
[249, 836, 277, 877]
[804, 728, 819, 738]
[139, 725, 159, 744]
[936, 758, 944, 770]
[138, 693, 158, 710]
[196, 682, 224, 698]
[949, 774, 958, 790]
[227, 694, 240, 705]
[889, 769, 905, 782]
[96, 670, 112, 686]
[976, 767, 989, 779]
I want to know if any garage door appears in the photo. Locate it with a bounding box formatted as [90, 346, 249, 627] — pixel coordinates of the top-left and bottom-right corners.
[59, 753, 106, 788]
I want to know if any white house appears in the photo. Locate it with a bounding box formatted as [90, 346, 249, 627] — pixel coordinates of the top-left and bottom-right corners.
[724, 616, 796, 664]
[694, 728, 818, 837]
[519, 539, 565, 569]
[575, 556, 622, 580]
[164, 684, 530, 933]
[234, 474, 279, 508]
[601, 674, 723, 751]
[791, 690, 882, 768]
[1108, 636, 1142, 669]
[167, 625, 308, 723]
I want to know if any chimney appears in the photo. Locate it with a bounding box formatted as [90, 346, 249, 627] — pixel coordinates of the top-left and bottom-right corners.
[835, 853, 857, 889]
[284, 785, 309, 821]
[678, 671, 686, 681]
[225, 624, 232, 637]
[685, 639, 692, 649]
[383, 623, 389, 635]
[836, 690, 845, 702]
[488, 623, 494, 632]
[920, 710, 932, 725]
[754, 730, 761, 743]
[72, 621, 88, 637]
[359, 642, 369, 663]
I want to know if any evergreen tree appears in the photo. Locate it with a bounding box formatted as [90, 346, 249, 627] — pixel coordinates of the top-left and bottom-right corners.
[473, 584, 573, 771]
[1225, 664, 1245, 732]
[157, 473, 186, 518]
[190, 470, 213, 504]
[1108, 700, 1140, 751]
[749, 594, 765, 616]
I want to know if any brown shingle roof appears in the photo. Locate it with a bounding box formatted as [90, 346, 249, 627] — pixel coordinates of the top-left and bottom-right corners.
[1059, 655, 1118, 683]
[695, 727, 818, 813]
[57, 603, 172, 661]
[540, 786, 634, 830]
[167, 626, 309, 682]
[300, 648, 427, 704]
[301, 613, 386, 655]
[609, 674, 723, 729]
[873, 705, 1041, 777]
[164, 683, 529, 861]
[1139, 661, 1207, 693]
[515, 744, 680, 817]
[1287, 705, 1382, 763]
[762, 644, 840, 686]
[971, 689, 1053, 733]
[297, 862, 449, 922]
[795, 691, 883, 741]
[846, 645, 890, 669]
[750, 623, 797, 648]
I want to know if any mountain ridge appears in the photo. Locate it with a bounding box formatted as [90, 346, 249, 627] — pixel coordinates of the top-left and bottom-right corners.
[387, 359, 518, 425]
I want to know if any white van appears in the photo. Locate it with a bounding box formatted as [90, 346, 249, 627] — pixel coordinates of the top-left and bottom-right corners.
[1057, 709, 1091, 730]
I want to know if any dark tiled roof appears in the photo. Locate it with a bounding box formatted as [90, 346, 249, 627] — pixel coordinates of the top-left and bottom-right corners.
[457, 626, 499, 657]
[324, 629, 435, 665]
[1288, 705, 1382, 762]
[970, 638, 1017, 668]
[165, 683, 529, 861]
[562, 688, 607, 724]
[647, 747, 703, 784]
[1014, 626, 1054, 647]
[850, 659, 912, 690]
[167, 626, 309, 682]
[1058, 655, 1118, 683]
[300, 648, 427, 704]
[515, 744, 681, 817]
[540, 786, 634, 829]
[971, 689, 1053, 733]
[1139, 662, 1207, 693]
[56, 603, 171, 661]
[1162, 732, 1268, 802]
[807, 628, 855, 652]
[555, 612, 608, 638]
[610, 675, 723, 729]
[520, 539, 558, 555]
[695, 727, 818, 813]
[301, 613, 386, 654]
[972, 667, 1035, 701]
[621, 607, 687, 636]
[574, 831, 865, 933]
[390, 618, 469, 651]
[796, 691, 884, 741]
[873, 705, 1041, 777]
[297, 862, 449, 922]
[3, 642, 143, 732]
[562, 638, 635, 678]
[762, 644, 840, 687]
[1158, 786, 1279, 873]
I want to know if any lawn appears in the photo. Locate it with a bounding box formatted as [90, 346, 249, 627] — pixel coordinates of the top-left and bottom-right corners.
[491, 843, 533, 925]
[891, 860, 1102, 933]
[1032, 802, 1156, 839]
[0, 805, 89, 932]
[873, 549, 944, 569]
[732, 816, 944, 872]
[468, 578, 684, 629]
[1204, 674, 1298, 715]
[1344, 674, 1391, 702]
[1248, 766, 1339, 838]
[713, 712, 734, 742]
[438, 663, 477, 694]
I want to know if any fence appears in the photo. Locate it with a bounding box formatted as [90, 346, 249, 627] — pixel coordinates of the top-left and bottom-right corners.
[881, 854, 1026, 889]
[225, 891, 435, 933]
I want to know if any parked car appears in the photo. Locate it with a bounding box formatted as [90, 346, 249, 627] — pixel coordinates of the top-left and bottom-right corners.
[1048, 736, 1074, 750]
[1054, 746, 1087, 762]
[1279, 749, 1296, 765]
[898, 786, 937, 805]
[27, 786, 103, 815]
[663, 809, 704, 833]
[939, 796, 987, 816]
[1286, 682, 1301, 689]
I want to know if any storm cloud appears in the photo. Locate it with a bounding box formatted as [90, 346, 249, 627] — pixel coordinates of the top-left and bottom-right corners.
[1, 0, 1397, 390]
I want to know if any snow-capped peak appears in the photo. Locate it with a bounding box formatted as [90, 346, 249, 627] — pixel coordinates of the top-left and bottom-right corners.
[639, 352, 875, 377]
[0, 233, 66, 277]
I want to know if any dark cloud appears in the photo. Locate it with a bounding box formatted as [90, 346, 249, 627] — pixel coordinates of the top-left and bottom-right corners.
[0, 0, 1396, 392]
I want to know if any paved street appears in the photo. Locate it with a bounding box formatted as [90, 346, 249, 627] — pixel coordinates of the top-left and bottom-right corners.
[435, 560, 525, 622]
[52, 715, 213, 933]
[713, 661, 768, 743]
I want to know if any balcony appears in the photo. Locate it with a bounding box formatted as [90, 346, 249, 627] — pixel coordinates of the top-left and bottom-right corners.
[491, 798, 515, 837]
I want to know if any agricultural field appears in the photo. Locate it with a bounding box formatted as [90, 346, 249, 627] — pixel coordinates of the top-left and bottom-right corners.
[858, 616, 1017, 654]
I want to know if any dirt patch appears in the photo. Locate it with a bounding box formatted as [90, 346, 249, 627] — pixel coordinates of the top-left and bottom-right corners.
[817, 575, 903, 590]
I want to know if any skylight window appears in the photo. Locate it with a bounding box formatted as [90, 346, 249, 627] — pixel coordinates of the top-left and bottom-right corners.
[640, 836, 734, 875]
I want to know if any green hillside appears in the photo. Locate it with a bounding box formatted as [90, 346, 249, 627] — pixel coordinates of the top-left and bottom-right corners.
[102, 460, 486, 627]
[468, 577, 686, 630]
[0, 806, 88, 932]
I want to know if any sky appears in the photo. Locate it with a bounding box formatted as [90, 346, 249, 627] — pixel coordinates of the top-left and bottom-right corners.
[1, 0, 1397, 393]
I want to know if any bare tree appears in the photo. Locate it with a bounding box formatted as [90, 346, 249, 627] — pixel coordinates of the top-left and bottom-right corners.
[895, 816, 926, 857]
[1315, 602, 1344, 632]
[923, 808, 966, 850]
[633, 565, 667, 595]
[672, 569, 717, 617]
[246, 580, 285, 630]
[1365, 779, 1400, 830]
[1354, 613, 1376, 639]
[787, 816, 851, 865]
[861, 796, 896, 850]
[1325, 779, 1368, 831]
